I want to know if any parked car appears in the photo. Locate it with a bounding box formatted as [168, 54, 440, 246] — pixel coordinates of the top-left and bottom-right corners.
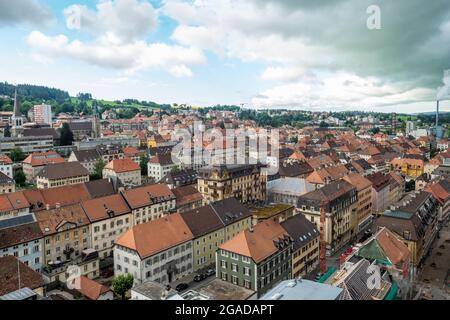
[193, 274, 206, 282]
[205, 269, 215, 277]
[175, 283, 189, 292]
[315, 273, 322, 281]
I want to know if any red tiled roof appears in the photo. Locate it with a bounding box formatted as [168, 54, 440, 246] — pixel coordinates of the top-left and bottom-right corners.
[104, 158, 140, 173]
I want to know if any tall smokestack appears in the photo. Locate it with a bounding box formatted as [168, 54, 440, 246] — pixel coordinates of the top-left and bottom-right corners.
[436, 100, 439, 128]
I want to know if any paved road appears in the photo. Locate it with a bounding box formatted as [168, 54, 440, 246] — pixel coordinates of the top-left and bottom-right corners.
[169, 271, 217, 294]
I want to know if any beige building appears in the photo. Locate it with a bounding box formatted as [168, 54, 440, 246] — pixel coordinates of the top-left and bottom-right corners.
[122, 183, 176, 225]
[103, 158, 141, 187]
[0, 172, 15, 194]
[197, 164, 266, 205]
[35, 204, 91, 265]
[81, 194, 133, 259]
[281, 214, 320, 278]
[297, 180, 358, 256]
[343, 173, 373, 234]
[36, 162, 90, 189]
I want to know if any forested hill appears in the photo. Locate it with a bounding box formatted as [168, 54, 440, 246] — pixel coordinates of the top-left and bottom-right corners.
[0, 82, 70, 101]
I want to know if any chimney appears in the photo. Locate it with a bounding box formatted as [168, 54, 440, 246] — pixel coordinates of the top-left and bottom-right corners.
[56, 203, 61, 209]
[46, 204, 50, 210]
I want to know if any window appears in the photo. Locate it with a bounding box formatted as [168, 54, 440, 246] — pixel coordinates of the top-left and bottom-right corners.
[242, 256, 251, 264]
[221, 272, 227, 281]
[244, 267, 251, 276]
[232, 275, 238, 285]
[231, 263, 238, 272]
[230, 252, 239, 260]
[221, 260, 227, 268]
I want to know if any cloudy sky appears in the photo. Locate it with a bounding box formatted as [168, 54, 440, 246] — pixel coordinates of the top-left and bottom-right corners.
[1, 0, 450, 113]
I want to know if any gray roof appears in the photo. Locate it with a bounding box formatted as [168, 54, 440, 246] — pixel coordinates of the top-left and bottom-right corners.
[281, 215, 319, 251]
[0, 171, 14, 184]
[267, 177, 315, 196]
[259, 279, 342, 300]
[37, 161, 89, 180]
[132, 281, 178, 300]
[72, 149, 101, 162]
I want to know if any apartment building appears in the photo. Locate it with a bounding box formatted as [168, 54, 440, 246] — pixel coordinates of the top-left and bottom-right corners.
[426, 178, 450, 223]
[36, 161, 90, 189]
[0, 172, 15, 194]
[390, 157, 425, 178]
[297, 180, 358, 256]
[0, 213, 43, 272]
[122, 183, 176, 225]
[217, 219, 293, 297]
[147, 153, 179, 182]
[343, 173, 373, 234]
[114, 213, 194, 285]
[35, 204, 91, 266]
[375, 191, 439, 266]
[281, 215, 319, 278]
[0, 192, 30, 221]
[33, 104, 52, 125]
[103, 158, 141, 187]
[179, 198, 253, 271]
[366, 172, 391, 214]
[198, 164, 267, 205]
[81, 194, 132, 259]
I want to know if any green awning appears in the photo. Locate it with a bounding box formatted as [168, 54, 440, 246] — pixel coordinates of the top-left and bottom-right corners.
[384, 281, 399, 300]
[318, 267, 337, 283]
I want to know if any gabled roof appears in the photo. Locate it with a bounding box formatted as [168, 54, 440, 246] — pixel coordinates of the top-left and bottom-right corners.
[0, 256, 43, 296]
[104, 158, 140, 173]
[35, 203, 90, 236]
[116, 213, 193, 259]
[343, 173, 372, 191]
[281, 215, 319, 251]
[122, 183, 175, 209]
[219, 219, 291, 263]
[82, 194, 131, 222]
[75, 276, 112, 300]
[37, 161, 89, 179]
[23, 151, 64, 167]
[357, 227, 410, 266]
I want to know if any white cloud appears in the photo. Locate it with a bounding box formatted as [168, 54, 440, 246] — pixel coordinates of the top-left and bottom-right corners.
[164, 0, 450, 110]
[27, 30, 205, 74]
[63, 0, 157, 44]
[252, 72, 435, 110]
[27, 0, 205, 77]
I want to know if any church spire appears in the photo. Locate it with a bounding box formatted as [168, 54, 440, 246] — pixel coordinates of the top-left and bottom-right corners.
[13, 87, 21, 117]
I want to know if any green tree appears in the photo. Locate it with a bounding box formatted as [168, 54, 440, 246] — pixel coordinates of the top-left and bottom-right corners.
[14, 169, 26, 186]
[319, 121, 329, 128]
[170, 166, 181, 174]
[9, 147, 26, 162]
[112, 274, 134, 300]
[60, 122, 74, 146]
[139, 153, 149, 176]
[324, 133, 335, 140]
[91, 158, 106, 180]
[289, 136, 298, 144]
[4, 123, 11, 137]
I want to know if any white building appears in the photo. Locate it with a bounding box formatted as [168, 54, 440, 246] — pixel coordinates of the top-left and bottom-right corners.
[33, 104, 52, 125]
[147, 153, 179, 182]
[114, 213, 194, 286]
